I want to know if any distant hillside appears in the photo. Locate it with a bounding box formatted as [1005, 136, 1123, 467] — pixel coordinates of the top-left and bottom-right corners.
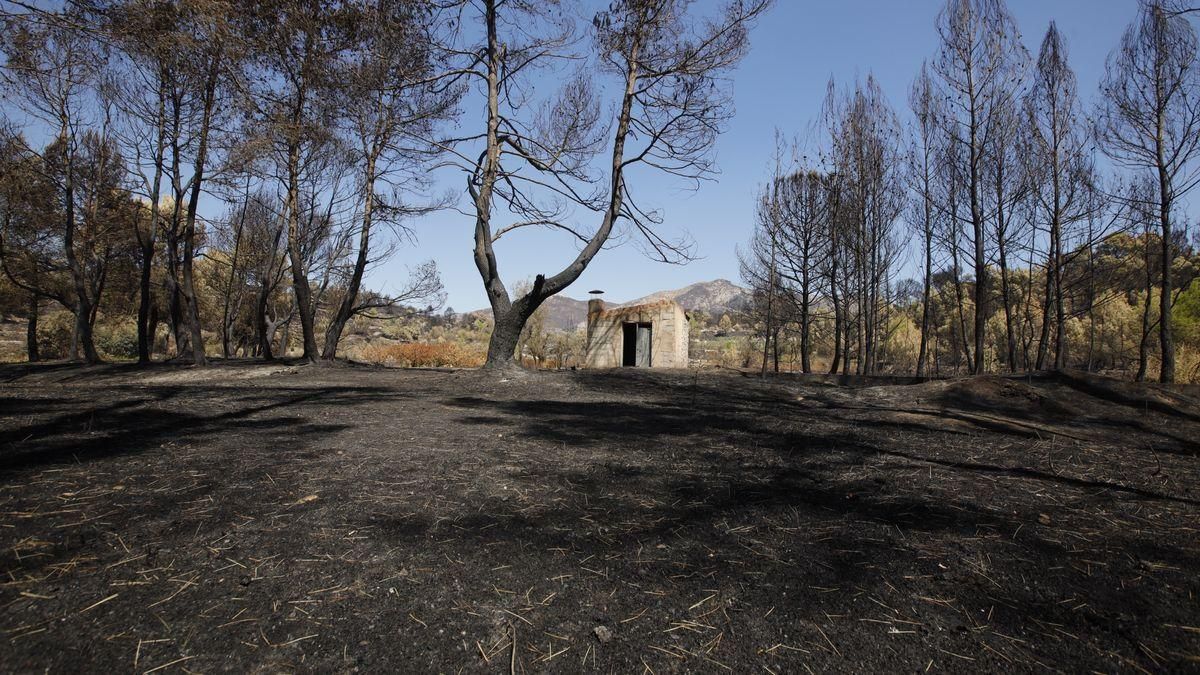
[533, 294, 590, 331]
[467, 279, 751, 331]
[465, 294, 589, 331]
[622, 279, 751, 318]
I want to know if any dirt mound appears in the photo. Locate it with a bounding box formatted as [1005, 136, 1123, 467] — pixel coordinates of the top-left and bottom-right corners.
[940, 376, 1081, 417]
[861, 375, 1081, 420]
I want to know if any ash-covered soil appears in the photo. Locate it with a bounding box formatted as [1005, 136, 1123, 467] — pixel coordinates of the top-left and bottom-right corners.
[0, 362, 1197, 673]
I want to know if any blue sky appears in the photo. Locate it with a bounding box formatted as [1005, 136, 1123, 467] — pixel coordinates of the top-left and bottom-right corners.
[379, 1, 1138, 311]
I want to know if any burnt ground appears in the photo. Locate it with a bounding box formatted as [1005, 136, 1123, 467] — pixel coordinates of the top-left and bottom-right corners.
[0, 363, 1198, 673]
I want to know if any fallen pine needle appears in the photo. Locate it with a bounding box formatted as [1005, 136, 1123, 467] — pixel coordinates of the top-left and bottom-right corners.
[501, 608, 532, 626]
[278, 634, 318, 647]
[143, 655, 194, 674]
[80, 593, 118, 614]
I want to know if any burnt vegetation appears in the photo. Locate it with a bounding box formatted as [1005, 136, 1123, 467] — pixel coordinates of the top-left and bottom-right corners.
[0, 364, 1198, 671]
[0, 0, 1199, 673]
[742, 0, 1200, 385]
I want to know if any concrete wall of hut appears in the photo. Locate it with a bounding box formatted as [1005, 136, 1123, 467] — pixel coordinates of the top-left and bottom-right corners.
[584, 300, 689, 368]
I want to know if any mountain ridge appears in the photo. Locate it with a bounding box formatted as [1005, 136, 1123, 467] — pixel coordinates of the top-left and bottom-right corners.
[467, 279, 751, 331]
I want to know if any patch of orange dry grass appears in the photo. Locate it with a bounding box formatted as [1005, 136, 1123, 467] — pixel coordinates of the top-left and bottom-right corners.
[356, 342, 486, 368]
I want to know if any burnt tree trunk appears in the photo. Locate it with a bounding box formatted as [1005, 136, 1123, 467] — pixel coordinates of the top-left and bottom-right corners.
[487, 296, 540, 367]
[62, 156, 99, 364]
[800, 292, 811, 374]
[916, 222, 932, 378]
[136, 238, 155, 364]
[475, 1, 638, 371]
[1137, 226, 1154, 382]
[829, 257, 842, 375]
[25, 293, 39, 362]
[179, 52, 220, 366]
[1158, 168, 1175, 383]
[256, 285, 275, 361]
[323, 153, 377, 360]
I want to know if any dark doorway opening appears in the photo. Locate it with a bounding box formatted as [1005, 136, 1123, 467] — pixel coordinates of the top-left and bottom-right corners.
[622, 322, 652, 367]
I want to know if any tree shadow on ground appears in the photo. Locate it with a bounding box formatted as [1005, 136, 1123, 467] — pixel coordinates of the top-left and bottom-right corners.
[397, 382, 1200, 670]
[444, 381, 1196, 507]
[0, 366, 1195, 671]
[0, 358, 297, 383]
[0, 385, 400, 475]
[873, 447, 1200, 506]
[0, 382, 406, 584]
[1049, 369, 1200, 421]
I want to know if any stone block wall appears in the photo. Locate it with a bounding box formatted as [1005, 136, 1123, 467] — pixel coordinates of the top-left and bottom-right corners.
[584, 299, 689, 368]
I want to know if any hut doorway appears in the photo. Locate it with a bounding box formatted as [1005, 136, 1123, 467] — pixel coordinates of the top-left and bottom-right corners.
[622, 322, 652, 367]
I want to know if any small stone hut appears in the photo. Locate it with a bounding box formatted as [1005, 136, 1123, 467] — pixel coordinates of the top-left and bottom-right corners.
[583, 298, 689, 368]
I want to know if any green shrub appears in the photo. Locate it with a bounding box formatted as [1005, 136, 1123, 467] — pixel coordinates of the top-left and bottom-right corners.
[96, 320, 139, 359]
[38, 310, 75, 359]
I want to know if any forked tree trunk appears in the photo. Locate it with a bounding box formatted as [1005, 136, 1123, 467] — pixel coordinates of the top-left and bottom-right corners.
[137, 73, 167, 366]
[323, 154, 378, 360]
[62, 161, 99, 364]
[284, 136, 320, 363]
[179, 52, 220, 367]
[486, 307, 530, 369]
[221, 191, 248, 359]
[475, 1, 638, 371]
